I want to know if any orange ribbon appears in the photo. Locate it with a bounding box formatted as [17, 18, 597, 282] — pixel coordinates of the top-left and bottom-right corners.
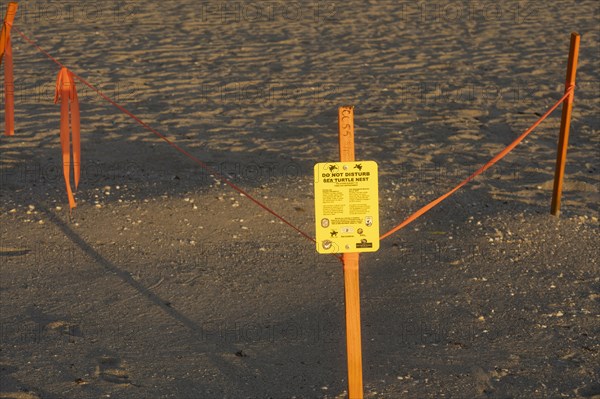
[1, 2, 18, 136]
[380, 86, 576, 240]
[54, 67, 81, 210]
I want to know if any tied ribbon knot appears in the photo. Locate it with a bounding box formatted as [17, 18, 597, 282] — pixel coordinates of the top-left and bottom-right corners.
[54, 67, 81, 210]
[1, 2, 18, 136]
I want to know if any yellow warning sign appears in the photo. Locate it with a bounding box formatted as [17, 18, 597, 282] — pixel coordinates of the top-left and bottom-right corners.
[314, 161, 379, 254]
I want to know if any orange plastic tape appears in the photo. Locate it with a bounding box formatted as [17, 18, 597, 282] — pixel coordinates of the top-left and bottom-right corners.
[0, 3, 18, 65]
[14, 27, 318, 245]
[380, 86, 575, 240]
[54, 67, 81, 210]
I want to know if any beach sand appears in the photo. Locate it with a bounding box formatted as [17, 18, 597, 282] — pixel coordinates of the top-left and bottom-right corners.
[1, 1, 599, 398]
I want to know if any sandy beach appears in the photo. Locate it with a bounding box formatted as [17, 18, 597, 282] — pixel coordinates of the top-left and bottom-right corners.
[1, 1, 598, 398]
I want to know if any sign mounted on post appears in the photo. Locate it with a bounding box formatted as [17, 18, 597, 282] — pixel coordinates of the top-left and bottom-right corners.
[314, 160, 379, 254]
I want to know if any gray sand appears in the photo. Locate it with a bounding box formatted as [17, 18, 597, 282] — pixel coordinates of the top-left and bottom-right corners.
[1, 1, 598, 398]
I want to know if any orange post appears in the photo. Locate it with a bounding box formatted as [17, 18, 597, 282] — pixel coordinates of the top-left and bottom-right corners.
[1, 2, 18, 136]
[551, 32, 580, 216]
[0, 2, 18, 65]
[338, 106, 363, 399]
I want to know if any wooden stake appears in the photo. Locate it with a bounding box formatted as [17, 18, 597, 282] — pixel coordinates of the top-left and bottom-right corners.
[0, 2, 18, 65]
[551, 32, 580, 216]
[338, 106, 363, 399]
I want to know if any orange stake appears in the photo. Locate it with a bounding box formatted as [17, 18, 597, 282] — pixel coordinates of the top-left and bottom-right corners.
[551, 32, 580, 216]
[54, 67, 81, 210]
[1, 2, 18, 136]
[338, 106, 363, 399]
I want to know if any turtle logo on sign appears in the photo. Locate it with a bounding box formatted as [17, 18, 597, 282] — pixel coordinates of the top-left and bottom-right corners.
[354, 163, 363, 171]
[328, 164, 338, 173]
[330, 230, 338, 238]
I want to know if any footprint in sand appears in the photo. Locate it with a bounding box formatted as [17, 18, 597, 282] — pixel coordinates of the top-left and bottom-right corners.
[575, 382, 600, 398]
[45, 320, 82, 342]
[0, 393, 41, 399]
[95, 356, 131, 385]
[0, 363, 41, 399]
